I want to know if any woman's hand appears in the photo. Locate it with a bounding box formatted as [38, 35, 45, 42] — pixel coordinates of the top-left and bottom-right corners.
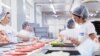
[22, 37, 30, 42]
[30, 37, 38, 42]
[94, 37, 100, 43]
[17, 35, 30, 42]
[0, 32, 9, 44]
[58, 34, 65, 42]
[69, 38, 80, 46]
[0, 30, 7, 35]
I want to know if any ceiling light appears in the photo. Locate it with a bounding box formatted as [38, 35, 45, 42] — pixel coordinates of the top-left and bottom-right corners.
[82, 0, 100, 2]
[50, 4, 56, 14]
[0, 3, 10, 10]
[49, 0, 52, 2]
[49, 0, 56, 14]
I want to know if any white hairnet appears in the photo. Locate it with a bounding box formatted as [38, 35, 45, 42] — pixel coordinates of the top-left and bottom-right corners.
[0, 6, 6, 21]
[72, 5, 89, 19]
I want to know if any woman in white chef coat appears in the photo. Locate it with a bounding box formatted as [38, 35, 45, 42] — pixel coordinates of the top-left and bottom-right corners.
[70, 5, 99, 56]
[0, 6, 18, 43]
[17, 22, 37, 42]
[59, 19, 79, 43]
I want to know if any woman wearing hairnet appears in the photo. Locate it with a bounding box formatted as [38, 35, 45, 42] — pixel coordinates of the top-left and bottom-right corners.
[17, 22, 37, 42]
[0, 6, 18, 44]
[59, 19, 79, 43]
[70, 5, 99, 56]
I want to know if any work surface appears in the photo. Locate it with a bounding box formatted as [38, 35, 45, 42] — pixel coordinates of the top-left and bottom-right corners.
[0, 40, 99, 56]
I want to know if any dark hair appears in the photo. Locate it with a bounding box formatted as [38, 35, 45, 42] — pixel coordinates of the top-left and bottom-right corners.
[73, 14, 86, 21]
[6, 12, 10, 14]
[5, 12, 10, 16]
[73, 14, 81, 18]
[98, 37, 100, 41]
[22, 22, 30, 29]
[67, 19, 75, 29]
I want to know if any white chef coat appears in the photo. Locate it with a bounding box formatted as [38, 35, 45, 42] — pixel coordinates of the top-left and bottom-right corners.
[0, 24, 18, 43]
[75, 21, 98, 56]
[75, 21, 97, 42]
[60, 21, 98, 56]
[18, 29, 35, 41]
[60, 28, 79, 42]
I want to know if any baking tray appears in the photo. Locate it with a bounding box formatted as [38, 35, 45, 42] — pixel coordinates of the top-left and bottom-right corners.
[45, 50, 80, 55]
[52, 43, 74, 47]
